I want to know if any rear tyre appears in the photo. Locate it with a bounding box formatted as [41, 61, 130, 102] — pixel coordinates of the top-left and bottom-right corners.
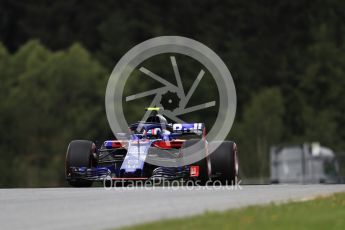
[210, 141, 238, 185]
[182, 139, 210, 185]
[65, 140, 95, 187]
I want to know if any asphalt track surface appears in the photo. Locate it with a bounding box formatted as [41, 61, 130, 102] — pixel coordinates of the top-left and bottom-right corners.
[1, 184, 345, 230]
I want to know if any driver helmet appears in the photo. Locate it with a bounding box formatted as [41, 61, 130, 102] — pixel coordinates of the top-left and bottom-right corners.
[146, 128, 162, 137]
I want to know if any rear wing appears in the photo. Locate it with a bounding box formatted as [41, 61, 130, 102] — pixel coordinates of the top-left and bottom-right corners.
[172, 123, 205, 135]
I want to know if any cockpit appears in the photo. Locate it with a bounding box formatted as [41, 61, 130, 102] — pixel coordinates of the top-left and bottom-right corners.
[129, 113, 173, 140]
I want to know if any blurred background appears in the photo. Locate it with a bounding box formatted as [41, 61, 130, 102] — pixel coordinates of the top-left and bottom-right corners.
[1, 0, 345, 187]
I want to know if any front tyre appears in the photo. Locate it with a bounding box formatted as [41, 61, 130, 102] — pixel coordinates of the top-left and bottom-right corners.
[65, 140, 95, 187]
[210, 141, 239, 185]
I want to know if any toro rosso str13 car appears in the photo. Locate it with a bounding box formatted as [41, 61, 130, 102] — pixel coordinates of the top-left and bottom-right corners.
[65, 108, 239, 187]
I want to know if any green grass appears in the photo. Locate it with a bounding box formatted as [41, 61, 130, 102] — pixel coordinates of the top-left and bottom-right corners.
[121, 192, 345, 230]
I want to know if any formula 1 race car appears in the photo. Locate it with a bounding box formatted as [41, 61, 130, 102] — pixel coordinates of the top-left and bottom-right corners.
[65, 108, 239, 187]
